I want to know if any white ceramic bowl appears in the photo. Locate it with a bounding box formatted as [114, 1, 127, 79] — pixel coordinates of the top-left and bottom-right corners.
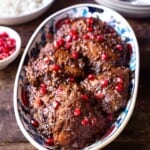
[0, 26, 21, 70]
[0, 0, 54, 25]
[14, 4, 139, 150]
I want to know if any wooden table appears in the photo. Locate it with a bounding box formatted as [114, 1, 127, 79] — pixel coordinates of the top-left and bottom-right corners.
[0, 0, 150, 150]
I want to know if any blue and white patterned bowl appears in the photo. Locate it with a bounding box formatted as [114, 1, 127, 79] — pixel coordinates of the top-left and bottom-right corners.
[14, 4, 139, 150]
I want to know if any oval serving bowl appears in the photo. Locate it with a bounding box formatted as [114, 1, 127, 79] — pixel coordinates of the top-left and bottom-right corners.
[14, 4, 139, 150]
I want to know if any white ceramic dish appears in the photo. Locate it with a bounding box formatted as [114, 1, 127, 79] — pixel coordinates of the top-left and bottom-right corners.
[14, 4, 139, 150]
[0, 26, 21, 70]
[0, 0, 54, 25]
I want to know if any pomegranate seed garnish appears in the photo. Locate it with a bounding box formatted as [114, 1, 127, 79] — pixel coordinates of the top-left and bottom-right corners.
[115, 84, 123, 92]
[96, 35, 104, 42]
[21, 88, 29, 106]
[86, 17, 94, 25]
[88, 74, 95, 80]
[65, 18, 71, 24]
[81, 94, 88, 101]
[70, 30, 78, 40]
[43, 56, 50, 64]
[65, 35, 72, 42]
[39, 83, 47, 95]
[116, 77, 123, 84]
[65, 42, 71, 49]
[71, 52, 78, 59]
[101, 53, 108, 60]
[45, 137, 54, 146]
[91, 117, 97, 126]
[72, 34, 78, 40]
[107, 114, 113, 121]
[96, 92, 105, 99]
[68, 77, 75, 83]
[0, 32, 8, 38]
[52, 64, 60, 71]
[81, 117, 89, 126]
[83, 34, 90, 39]
[74, 108, 81, 116]
[101, 79, 109, 88]
[87, 26, 93, 32]
[31, 119, 39, 128]
[116, 44, 123, 51]
[53, 100, 60, 109]
[54, 38, 65, 48]
[127, 43, 132, 54]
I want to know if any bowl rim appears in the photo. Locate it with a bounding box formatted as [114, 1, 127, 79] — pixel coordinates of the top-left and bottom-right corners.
[13, 3, 139, 150]
[0, 0, 54, 19]
[0, 26, 21, 64]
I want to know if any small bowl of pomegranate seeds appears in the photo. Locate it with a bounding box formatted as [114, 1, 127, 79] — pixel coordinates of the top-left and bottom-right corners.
[0, 26, 21, 70]
[14, 4, 139, 150]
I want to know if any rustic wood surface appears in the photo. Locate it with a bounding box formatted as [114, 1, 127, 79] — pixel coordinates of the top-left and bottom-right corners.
[0, 0, 150, 150]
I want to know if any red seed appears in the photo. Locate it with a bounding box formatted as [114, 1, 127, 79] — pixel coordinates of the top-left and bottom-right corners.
[96, 92, 105, 99]
[115, 84, 123, 92]
[43, 56, 50, 64]
[81, 117, 89, 126]
[39, 83, 47, 95]
[71, 52, 78, 59]
[81, 94, 88, 101]
[101, 79, 109, 88]
[45, 137, 54, 146]
[65, 18, 71, 24]
[52, 100, 60, 109]
[74, 108, 81, 116]
[54, 38, 65, 48]
[70, 29, 78, 40]
[52, 64, 60, 71]
[31, 119, 39, 128]
[116, 77, 123, 84]
[88, 74, 95, 80]
[96, 35, 104, 42]
[65, 42, 71, 49]
[83, 34, 90, 39]
[65, 35, 72, 42]
[127, 43, 132, 54]
[101, 53, 108, 60]
[116, 44, 123, 51]
[0, 32, 8, 38]
[86, 17, 94, 25]
[87, 26, 93, 32]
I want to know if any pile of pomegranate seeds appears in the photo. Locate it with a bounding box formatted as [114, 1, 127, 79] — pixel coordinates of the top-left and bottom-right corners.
[0, 31, 16, 60]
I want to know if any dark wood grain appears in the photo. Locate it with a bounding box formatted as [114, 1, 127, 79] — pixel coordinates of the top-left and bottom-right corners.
[0, 0, 150, 149]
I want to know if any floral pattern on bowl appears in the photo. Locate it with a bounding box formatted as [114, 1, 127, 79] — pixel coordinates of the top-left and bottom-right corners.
[14, 4, 139, 150]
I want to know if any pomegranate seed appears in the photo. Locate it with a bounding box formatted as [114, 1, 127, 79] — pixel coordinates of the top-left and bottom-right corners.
[65, 18, 71, 24]
[127, 43, 132, 54]
[0, 32, 8, 38]
[45, 137, 54, 146]
[116, 77, 123, 84]
[81, 117, 89, 126]
[81, 94, 88, 101]
[87, 26, 93, 32]
[96, 35, 104, 42]
[101, 79, 109, 88]
[71, 52, 78, 59]
[65, 35, 72, 42]
[21, 88, 29, 106]
[53, 100, 60, 109]
[74, 108, 81, 116]
[68, 77, 75, 83]
[101, 53, 108, 60]
[39, 83, 47, 95]
[43, 56, 50, 64]
[70, 30, 78, 40]
[96, 92, 105, 99]
[86, 17, 94, 25]
[91, 117, 97, 126]
[107, 114, 113, 121]
[83, 34, 90, 39]
[115, 84, 123, 92]
[88, 74, 95, 80]
[65, 42, 71, 49]
[31, 119, 39, 128]
[116, 44, 123, 51]
[52, 64, 60, 71]
[54, 38, 64, 48]
[72, 34, 78, 40]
